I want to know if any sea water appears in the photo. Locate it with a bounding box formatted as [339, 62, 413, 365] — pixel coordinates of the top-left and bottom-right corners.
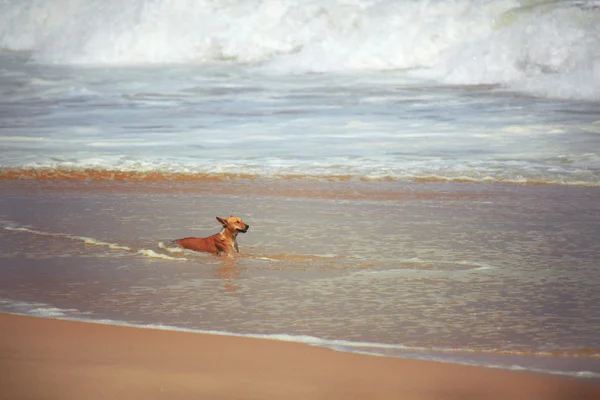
[1, 0, 599, 381]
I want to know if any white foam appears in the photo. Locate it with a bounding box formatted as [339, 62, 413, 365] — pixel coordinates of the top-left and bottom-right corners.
[0, 136, 45, 142]
[0, 0, 598, 100]
[5, 226, 131, 250]
[158, 240, 183, 252]
[349, 259, 494, 278]
[13, 155, 600, 187]
[137, 249, 187, 261]
[1, 301, 598, 381]
[4, 225, 187, 262]
[0, 299, 93, 318]
[28, 307, 71, 317]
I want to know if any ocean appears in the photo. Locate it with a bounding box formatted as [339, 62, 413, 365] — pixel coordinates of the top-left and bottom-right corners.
[1, 0, 599, 381]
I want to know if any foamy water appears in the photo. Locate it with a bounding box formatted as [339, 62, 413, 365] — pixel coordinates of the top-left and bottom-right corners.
[0, 0, 599, 186]
[2, 0, 599, 99]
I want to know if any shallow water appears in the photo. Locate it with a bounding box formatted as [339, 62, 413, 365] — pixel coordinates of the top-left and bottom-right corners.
[1, 59, 599, 185]
[1, 180, 599, 379]
[1, 0, 600, 382]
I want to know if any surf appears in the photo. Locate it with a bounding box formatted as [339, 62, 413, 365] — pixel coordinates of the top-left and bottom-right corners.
[1, 0, 599, 100]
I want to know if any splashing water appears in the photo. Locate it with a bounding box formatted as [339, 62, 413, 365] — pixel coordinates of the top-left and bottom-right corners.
[1, 0, 599, 99]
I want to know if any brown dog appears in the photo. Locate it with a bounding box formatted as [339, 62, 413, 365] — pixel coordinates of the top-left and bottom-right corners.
[175, 216, 249, 255]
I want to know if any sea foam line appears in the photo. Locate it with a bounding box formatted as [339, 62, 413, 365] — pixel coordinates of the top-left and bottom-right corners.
[2, 167, 599, 187]
[1, 303, 598, 381]
[3, 226, 187, 261]
[2, 304, 599, 363]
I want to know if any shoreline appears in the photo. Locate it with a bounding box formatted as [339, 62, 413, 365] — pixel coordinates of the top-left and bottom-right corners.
[2, 313, 599, 399]
[1, 167, 599, 188]
[2, 306, 600, 380]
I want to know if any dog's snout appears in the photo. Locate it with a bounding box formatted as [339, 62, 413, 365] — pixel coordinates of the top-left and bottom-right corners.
[245, 224, 250, 229]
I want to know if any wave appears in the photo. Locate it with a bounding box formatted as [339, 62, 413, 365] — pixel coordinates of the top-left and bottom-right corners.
[3, 224, 187, 261]
[1, 0, 599, 100]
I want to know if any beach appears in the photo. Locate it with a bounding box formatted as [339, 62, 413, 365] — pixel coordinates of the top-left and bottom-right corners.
[1, 0, 600, 395]
[2, 312, 600, 400]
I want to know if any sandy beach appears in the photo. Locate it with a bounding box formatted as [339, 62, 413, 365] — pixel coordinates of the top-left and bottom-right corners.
[1, 313, 599, 400]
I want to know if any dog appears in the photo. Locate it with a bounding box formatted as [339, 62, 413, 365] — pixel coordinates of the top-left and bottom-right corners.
[174, 216, 249, 255]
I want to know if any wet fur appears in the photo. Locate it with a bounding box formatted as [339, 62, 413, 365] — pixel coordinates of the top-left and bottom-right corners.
[174, 216, 249, 255]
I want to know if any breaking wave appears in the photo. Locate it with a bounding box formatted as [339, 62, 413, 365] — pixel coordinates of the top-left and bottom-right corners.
[1, 0, 599, 99]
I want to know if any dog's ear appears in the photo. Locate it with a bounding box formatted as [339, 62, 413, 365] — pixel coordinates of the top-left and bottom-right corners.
[216, 216, 227, 225]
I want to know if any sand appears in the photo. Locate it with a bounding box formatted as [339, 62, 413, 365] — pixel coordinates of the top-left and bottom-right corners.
[1, 313, 599, 399]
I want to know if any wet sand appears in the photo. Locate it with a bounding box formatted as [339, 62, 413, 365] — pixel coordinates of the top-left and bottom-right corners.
[1, 313, 599, 400]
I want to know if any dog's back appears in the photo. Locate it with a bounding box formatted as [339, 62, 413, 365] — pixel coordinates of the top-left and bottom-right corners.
[172, 216, 249, 255]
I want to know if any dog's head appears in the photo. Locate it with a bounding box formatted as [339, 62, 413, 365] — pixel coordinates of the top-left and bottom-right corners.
[217, 215, 249, 234]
